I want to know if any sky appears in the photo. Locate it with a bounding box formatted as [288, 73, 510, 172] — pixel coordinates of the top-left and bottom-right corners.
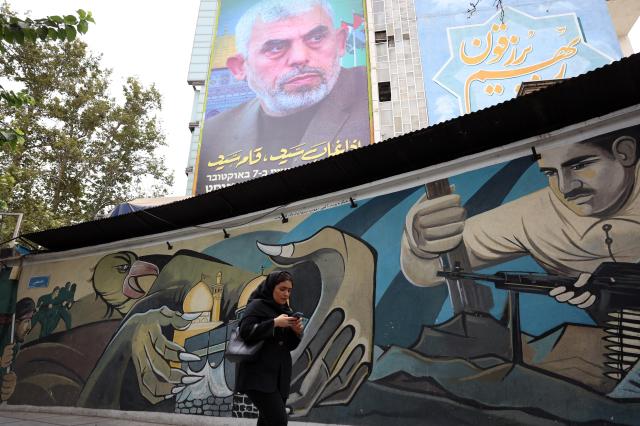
[10, 0, 201, 196]
[630, 16, 640, 52]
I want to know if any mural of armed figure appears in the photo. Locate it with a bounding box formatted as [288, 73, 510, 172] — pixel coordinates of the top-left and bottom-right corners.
[31, 283, 76, 338]
[8, 125, 640, 424]
[401, 124, 640, 392]
[403, 125, 640, 314]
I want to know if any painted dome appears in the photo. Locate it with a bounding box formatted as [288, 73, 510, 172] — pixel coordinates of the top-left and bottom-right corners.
[183, 280, 214, 313]
[237, 274, 266, 309]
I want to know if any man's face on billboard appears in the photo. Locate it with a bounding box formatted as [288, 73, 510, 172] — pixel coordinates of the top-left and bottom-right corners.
[538, 137, 637, 217]
[229, 6, 347, 116]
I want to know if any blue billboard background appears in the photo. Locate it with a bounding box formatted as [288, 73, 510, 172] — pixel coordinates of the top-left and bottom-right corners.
[416, 0, 622, 123]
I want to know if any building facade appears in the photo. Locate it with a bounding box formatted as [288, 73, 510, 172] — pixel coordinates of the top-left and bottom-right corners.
[2, 1, 640, 425]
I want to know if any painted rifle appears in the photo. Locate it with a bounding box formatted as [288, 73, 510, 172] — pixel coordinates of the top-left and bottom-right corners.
[436, 261, 640, 306]
[425, 180, 493, 314]
[438, 261, 640, 381]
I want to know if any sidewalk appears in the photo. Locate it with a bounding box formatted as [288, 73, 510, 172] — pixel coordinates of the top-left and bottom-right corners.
[0, 406, 334, 426]
[0, 411, 163, 426]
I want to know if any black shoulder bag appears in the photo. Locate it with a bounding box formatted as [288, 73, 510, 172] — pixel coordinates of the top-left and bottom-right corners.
[225, 322, 264, 363]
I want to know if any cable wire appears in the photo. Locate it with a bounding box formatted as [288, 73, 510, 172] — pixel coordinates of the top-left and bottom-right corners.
[139, 202, 290, 235]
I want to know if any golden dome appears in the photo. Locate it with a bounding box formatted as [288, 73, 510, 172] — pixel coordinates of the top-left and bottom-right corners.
[182, 281, 213, 313]
[211, 34, 237, 69]
[238, 275, 266, 309]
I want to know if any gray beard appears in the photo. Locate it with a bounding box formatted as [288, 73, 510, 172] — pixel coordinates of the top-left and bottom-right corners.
[250, 63, 341, 116]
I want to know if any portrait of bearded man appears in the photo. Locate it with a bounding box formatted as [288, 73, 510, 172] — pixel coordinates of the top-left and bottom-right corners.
[196, 0, 371, 190]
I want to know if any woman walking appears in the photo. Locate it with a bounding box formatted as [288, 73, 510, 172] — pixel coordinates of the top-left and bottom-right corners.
[236, 270, 304, 425]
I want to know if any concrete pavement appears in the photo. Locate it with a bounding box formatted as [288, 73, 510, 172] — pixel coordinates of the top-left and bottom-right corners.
[0, 410, 165, 426]
[0, 406, 335, 426]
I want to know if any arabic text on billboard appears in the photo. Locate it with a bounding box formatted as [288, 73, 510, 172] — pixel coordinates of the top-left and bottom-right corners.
[415, 0, 621, 123]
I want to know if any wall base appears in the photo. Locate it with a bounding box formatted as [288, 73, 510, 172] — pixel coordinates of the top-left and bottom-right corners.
[0, 404, 338, 426]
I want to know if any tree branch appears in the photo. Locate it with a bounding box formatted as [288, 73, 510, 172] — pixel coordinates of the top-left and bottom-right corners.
[467, 0, 505, 22]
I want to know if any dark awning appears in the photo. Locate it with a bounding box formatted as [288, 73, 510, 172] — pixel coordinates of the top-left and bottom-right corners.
[23, 53, 640, 252]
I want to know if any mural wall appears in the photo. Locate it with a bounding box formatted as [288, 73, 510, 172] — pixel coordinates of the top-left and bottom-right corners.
[3, 122, 640, 424]
[416, 0, 621, 122]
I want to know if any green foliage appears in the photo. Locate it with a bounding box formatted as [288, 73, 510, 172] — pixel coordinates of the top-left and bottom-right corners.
[0, 6, 94, 153]
[0, 89, 33, 149]
[0, 89, 34, 107]
[0, 8, 94, 48]
[0, 29, 173, 238]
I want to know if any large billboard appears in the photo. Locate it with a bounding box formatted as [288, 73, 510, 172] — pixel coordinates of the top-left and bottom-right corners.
[194, 0, 372, 194]
[416, 0, 621, 123]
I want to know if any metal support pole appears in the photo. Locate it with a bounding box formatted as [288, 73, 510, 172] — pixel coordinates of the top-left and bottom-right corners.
[0, 212, 24, 247]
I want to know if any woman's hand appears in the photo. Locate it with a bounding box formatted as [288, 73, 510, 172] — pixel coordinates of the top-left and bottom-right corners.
[292, 318, 304, 336]
[274, 314, 296, 328]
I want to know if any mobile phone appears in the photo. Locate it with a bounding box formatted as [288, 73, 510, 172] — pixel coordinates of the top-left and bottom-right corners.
[292, 312, 304, 318]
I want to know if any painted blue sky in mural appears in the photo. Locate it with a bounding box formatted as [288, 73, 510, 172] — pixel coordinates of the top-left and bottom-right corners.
[417, 0, 622, 123]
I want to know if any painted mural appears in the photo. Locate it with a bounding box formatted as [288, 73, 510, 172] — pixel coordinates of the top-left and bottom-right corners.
[3, 123, 640, 424]
[416, 0, 622, 122]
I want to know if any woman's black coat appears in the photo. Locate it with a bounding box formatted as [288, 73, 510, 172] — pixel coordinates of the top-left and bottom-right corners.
[235, 299, 301, 398]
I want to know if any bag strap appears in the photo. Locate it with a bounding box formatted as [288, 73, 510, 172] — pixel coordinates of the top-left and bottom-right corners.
[236, 319, 262, 341]
[248, 323, 259, 340]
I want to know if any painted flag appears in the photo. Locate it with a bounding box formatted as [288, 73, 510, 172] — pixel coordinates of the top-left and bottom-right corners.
[353, 13, 364, 29]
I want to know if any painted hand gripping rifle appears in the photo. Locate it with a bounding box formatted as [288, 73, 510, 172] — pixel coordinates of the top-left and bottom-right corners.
[437, 262, 640, 382]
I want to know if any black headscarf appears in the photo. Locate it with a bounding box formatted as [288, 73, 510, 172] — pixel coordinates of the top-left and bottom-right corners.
[243, 271, 293, 319]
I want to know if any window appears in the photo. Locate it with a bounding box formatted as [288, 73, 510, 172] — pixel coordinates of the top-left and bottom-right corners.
[375, 43, 388, 60]
[375, 30, 387, 44]
[378, 82, 391, 101]
[403, 33, 410, 41]
[387, 35, 395, 47]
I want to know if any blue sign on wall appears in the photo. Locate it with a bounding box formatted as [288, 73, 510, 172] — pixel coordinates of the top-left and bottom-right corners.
[28, 275, 49, 288]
